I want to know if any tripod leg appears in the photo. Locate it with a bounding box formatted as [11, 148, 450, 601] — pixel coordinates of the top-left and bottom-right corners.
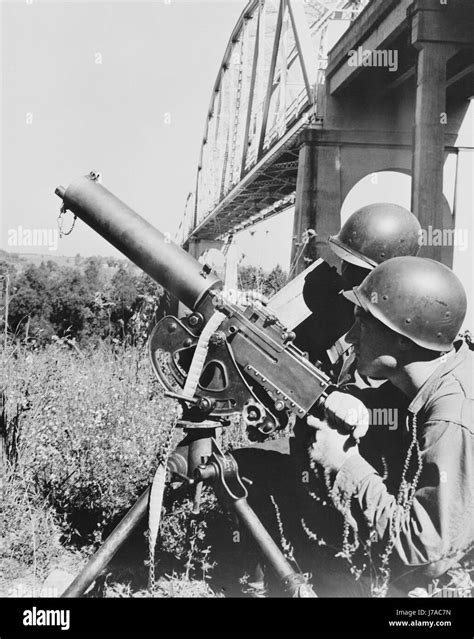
[62, 487, 150, 597]
[194, 438, 316, 597]
[227, 496, 316, 598]
[62, 445, 191, 598]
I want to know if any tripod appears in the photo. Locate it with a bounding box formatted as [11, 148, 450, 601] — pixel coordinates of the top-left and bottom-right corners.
[62, 421, 316, 598]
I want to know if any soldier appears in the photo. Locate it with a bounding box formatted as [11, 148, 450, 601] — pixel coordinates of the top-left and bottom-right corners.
[233, 205, 424, 594]
[304, 256, 473, 596]
[291, 203, 422, 464]
[294, 202, 421, 384]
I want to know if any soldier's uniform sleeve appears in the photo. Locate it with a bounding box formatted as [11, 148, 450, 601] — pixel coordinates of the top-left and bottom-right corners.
[331, 415, 474, 578]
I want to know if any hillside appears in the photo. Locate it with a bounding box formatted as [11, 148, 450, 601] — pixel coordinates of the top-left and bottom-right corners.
[0, 249, 130, 272]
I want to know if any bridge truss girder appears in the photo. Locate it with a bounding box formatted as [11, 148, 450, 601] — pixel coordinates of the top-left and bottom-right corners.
[179, 0, 369, 245]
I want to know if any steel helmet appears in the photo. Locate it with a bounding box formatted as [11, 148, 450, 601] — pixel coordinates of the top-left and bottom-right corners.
[329, 203, 421, 269]
[344, 257, 467, 351]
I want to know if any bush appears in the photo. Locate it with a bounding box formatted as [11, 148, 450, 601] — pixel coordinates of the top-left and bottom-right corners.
[3, 257, 165, 346]
[237, 264, 287, 298]
[0, 466, 69, 587]
[0, 338, 255, 596]
[1, 342, 181, 540]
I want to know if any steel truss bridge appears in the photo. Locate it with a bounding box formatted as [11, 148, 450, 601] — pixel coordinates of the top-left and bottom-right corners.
[177, 0, 473, 330]
[178, 0, 370, 244]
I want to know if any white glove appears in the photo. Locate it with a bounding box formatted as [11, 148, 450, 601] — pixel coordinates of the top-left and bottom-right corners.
[322, 390, 370, 442]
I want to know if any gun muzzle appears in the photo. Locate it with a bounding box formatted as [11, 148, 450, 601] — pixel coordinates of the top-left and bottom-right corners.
[55, 174, 221, 310]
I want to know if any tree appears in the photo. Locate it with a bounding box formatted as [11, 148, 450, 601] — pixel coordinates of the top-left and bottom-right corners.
[238, 264, 287, 298]
[84, 256, 105, 291]
[109, 265, 139, 337]
[264, 265, 288, 297]
[8, 264, 54, 342]
[48, 266, 92, 338]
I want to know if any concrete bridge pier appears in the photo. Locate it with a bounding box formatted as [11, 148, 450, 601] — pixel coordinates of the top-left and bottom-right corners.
[187, 238, 224, 262]
[291, 140, 341, 273]
[411, 40, 456, 263]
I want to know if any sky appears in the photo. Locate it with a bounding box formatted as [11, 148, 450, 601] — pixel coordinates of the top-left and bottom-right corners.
[2, 1, 470, 277]
[1, 0, 292, 263]
[0, 0, 420, 274]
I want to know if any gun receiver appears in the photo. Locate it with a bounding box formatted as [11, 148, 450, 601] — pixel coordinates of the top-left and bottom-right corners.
[55, 173, 333, 437]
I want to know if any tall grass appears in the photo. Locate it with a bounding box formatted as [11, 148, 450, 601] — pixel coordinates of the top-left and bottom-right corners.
[0, 340, 233, 596]
[1, 340, 180, 539]
[1, 465, 69, 590]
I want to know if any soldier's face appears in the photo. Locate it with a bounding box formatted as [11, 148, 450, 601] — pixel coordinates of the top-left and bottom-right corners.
[346, 307, 401, 378]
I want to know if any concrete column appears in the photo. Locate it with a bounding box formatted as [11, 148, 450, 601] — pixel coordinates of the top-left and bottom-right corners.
[452, 148, 474, 332]
[187, 238, 224, 261]
[313, 145, 343, 268]
[291, 143, 318, 275]
[411, 42, 453, 262]
[290, 142, 341, 275]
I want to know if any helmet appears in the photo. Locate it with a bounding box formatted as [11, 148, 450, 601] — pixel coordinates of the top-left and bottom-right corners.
[344, 257, 467, 351]
[329, 203, 421, 269]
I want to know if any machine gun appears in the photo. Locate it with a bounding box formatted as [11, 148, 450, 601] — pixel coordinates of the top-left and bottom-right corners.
[55, 172, 337, 598]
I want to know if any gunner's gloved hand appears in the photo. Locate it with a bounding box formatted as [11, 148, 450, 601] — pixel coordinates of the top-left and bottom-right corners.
[306, 393, 369, 473]
[306, 416, 359, 474]
[321, 390, 370, 442]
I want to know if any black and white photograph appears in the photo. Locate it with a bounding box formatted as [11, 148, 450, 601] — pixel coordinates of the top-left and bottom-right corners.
[1, 0, 473, 634]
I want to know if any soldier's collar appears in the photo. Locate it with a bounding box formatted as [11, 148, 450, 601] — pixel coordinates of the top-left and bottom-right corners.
[407, 340, 468, 416]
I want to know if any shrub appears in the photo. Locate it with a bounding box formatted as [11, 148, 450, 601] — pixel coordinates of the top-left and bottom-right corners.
[1, 342, 181, 540]
[0, 465, 69, 587]
[3, 256, 165, 346]
[0, 341, 256, 596]
[237, 264, 287, 298]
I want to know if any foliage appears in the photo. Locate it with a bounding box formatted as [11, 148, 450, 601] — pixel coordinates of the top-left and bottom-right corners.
[1, 252, 288, 347]
[157, 487, 220, 570]
[0, 338, 251, 597]
[237, 264, 287, 299]
[104, 573, 222, 598]
[1, 342, 181, 541]
[0, 465, 78, 588]
[1, 256, 165, 346]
